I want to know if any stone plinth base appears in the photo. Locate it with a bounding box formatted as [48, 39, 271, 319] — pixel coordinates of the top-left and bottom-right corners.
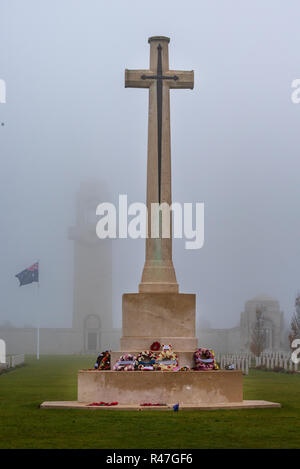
[40, 400, 281, 410]
[77, 370, 243, 405]
[121, 293, 196, 351]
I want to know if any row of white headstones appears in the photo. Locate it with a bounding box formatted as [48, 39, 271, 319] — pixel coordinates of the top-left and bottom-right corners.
[0, 339, 24, 371]
[215, 351, 298, 375]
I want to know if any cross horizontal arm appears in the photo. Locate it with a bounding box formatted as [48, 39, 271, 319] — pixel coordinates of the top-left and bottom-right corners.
[168, 70, 194, 89]
[125, 69, 194, 89]
[125, 69, 152, 88]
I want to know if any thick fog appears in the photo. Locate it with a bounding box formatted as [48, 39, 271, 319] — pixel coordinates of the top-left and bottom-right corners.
[1, 0, 300, 331]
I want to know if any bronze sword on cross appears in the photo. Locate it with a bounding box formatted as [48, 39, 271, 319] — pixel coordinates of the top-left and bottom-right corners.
[140, 43, 179, 203]
[125, 36, 194, 205]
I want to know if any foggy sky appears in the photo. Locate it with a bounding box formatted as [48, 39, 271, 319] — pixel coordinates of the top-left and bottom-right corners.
[1, 0, 300, 330]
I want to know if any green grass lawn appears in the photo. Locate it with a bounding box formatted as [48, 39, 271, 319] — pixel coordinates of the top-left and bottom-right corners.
[0, 355, 299, 449]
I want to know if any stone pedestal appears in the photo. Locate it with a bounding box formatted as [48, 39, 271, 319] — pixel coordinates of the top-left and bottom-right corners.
[120, 293, 197, 351]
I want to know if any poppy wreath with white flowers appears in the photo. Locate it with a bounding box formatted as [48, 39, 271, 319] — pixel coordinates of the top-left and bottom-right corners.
[113, 353, 136, 371]
[194, 348, 218, 370]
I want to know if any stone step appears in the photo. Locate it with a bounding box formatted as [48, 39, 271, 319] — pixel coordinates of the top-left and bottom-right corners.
[41, 400, 281, 411]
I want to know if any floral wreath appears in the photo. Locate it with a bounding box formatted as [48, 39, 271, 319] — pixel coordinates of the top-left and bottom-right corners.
[194, 348, 218, 370]
[136, 350, 157, 370]
[150, 341, 161, 351]
[94, 350, 111, 370]
[178, 366, 191, 371]
[113, 353, 136, 371]
[154, 344, 178, 371]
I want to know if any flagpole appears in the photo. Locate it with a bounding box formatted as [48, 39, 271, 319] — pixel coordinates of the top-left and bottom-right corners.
[37, 260, 40, 360]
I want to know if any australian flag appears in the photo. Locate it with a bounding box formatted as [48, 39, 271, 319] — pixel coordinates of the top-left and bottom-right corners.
[15, 262, 39, 286]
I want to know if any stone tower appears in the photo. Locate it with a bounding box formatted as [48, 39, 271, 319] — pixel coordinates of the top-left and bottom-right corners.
[69, 181, 113, 352]
[240, 293, 285, 351]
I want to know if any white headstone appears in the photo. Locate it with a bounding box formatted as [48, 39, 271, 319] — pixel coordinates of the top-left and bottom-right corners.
[0, 339, 6, 364]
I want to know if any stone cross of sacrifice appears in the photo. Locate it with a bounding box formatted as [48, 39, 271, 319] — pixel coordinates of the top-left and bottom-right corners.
[125, 36, 194, 294]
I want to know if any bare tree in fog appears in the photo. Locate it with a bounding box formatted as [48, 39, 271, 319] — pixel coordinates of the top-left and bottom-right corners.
[250, 307, 266, 356]
[289, 295, 300, 348]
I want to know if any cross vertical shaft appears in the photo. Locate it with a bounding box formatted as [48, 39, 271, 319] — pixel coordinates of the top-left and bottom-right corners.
[125, 36, 194, 293]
